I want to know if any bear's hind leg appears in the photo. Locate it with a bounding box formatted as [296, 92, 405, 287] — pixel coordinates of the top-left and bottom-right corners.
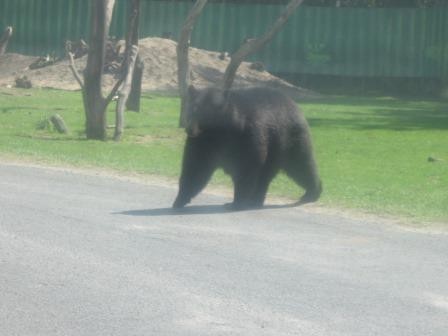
[251, 164, 279, 208]
[283, 146, 322, 205]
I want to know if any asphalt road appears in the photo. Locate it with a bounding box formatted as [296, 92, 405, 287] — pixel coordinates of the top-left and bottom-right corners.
[1, 163, 447, 336]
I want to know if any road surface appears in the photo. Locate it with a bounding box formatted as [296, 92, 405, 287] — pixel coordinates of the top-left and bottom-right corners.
[1, 163, 447, 335]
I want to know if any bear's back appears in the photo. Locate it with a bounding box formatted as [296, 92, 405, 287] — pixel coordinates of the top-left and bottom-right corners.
[229, 87, 303, 128]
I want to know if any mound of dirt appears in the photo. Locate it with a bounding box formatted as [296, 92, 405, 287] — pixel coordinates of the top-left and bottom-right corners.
[0, 37, 317, 99]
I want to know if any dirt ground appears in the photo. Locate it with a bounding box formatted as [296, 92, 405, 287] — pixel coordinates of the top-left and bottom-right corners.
[0, 37, 316, 98]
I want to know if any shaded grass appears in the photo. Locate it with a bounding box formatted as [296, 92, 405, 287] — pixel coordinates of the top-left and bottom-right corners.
[0, 88, 447, 223]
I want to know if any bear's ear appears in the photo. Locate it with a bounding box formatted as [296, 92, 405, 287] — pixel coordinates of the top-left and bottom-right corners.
[188, 85, 197, 98]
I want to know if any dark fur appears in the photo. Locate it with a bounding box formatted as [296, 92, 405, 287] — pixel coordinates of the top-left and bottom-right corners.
[173, 86, 322, 210]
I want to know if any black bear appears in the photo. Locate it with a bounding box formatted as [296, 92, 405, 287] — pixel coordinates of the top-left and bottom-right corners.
[173, 85, 322, 210]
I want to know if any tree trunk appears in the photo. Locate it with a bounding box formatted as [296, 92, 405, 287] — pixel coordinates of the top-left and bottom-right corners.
[83, 0, 116, 140]
[0, 26, 13, 55]
[177, 0, 208, 127]
[83, 88, 107, 140]
[125, 0, 143, 113]
[126, 54, 144, 112]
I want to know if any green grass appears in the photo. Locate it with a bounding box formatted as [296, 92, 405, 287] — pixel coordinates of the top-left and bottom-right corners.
[1, 87, 447, 223]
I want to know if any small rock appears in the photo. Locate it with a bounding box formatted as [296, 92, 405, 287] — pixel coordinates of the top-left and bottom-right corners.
[15, 76, 32, 89]
[249, 61, 265, 72]
[50, 114, 68, 134]
[218, 51, 229, 60]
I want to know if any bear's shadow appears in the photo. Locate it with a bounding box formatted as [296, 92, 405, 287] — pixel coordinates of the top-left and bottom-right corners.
[117, 203, 300, 217]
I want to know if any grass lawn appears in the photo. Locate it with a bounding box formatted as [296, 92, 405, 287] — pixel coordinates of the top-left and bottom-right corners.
[0, 87, 447, 223]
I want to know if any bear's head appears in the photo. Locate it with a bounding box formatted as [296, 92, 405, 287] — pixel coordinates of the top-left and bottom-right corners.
[186, 85, 239, 138]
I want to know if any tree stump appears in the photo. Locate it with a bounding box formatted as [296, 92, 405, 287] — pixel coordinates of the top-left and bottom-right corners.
[50, 114, 69, 134]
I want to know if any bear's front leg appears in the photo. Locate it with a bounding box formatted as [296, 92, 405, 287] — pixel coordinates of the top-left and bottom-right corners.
[173, 163, 216, 208]
[173, 137, 217, 208]
[172, 190, 191, 209]
[230, 167, 262, 210]
[228, 136, 268, 210]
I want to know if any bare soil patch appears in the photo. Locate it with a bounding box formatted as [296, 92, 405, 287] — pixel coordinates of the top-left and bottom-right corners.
[0, 37, 317, 99]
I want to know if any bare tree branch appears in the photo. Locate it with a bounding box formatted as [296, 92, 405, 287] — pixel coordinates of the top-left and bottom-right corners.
[222, 0, 304, 90]
[114, 0, 141, 141]
[105, 0, 116, 36]
[176, 0, 208, 127]
[65, 42, 84, 89]
[114, 45, 138, 141]
[104, 76, 124, 106]
[125, 0, 140, 48]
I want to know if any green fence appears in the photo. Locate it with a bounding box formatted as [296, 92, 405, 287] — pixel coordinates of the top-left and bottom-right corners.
[1, 0, 447, 79]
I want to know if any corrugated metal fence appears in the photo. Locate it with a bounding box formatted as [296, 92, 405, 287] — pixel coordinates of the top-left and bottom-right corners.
[1, 0, 447, 79]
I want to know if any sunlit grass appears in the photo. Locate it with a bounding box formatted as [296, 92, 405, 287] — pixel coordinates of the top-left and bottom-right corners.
[0, 87, 447, 223]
